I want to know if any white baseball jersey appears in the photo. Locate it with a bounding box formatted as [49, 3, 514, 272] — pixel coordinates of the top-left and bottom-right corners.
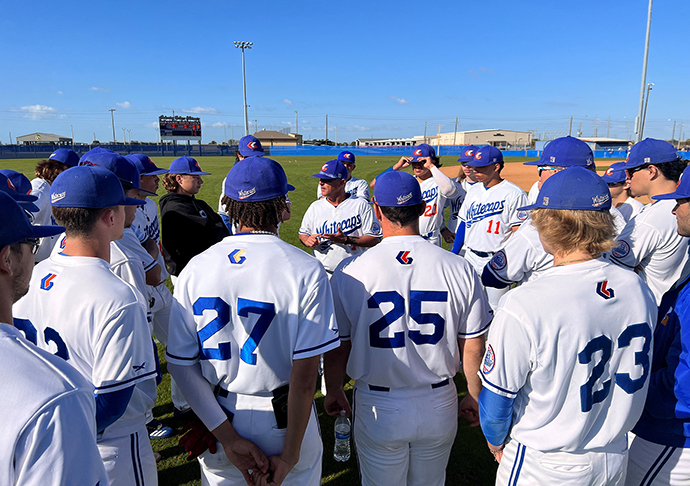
[460, 180, 528, 254]
[167, 233, 340, 394]
[331, 235, 492, 388]
[317, 176, 370, 201]
[611, 199, 690, 305]
[616, 196, 645, 223]
[481, 258, 656, 452]
[13, 253, 157, 437]
[30, 178, 60, 263]
[0, 324, 107, 486]
[418, 173, 462, 246]
[461, 178, 479, 193]
[527, 180, 540, 205]
[217, 175, 229, 217]
[299, 196, 382, 273]
[111, 227, 157, 304]
[445, 180, 466, 234]
[132, 197, 168, 281]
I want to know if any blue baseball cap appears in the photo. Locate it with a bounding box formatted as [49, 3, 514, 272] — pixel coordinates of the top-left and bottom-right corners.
[625, 138, 679, 170]
[457, 145, 480, 163]
[310, 160, 348, 180]
[125, 154, 168, 176]
[0, 170, 32, 195]
[225, 156, 295, 202]
[524, 136, 594, 168]
[337, 151, 356, 164]
[519, 166, 611, 212]
[49, 148, 80, 167]
[0, 172, 39, 213]
[168, 156, 211, 175]
[653, 166, 690, 201]
[80, 150, 156, 196]
[238, 135, 265, 157]
[410, 143, 436, 161]
[374, 170, 423, 207]
[51, 166, 144, 208]
[601, 162, 628, 184]
[464, 146, 503, 167]
[0, 192, 65, 247]
[79, 147, 115, 165]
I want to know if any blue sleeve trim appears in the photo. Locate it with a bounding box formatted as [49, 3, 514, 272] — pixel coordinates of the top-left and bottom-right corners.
[481, 375, 519, 398]
[459, 321, 491, 337]
[95, 385, 135, 433]
[478, 388, 515, 447]
[143, 260, 158, 272]
[610, 256, 636, 269]
[165, 350, 199, 362]
[95, 370, 157, 391]
[451, 222, 465, 254]
[482, 266, 510, 289]
[294, 336, 340, 356]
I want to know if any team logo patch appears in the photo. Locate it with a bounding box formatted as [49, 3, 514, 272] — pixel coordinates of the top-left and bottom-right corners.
[59, 236, 66, 249]
[132, 362, 146, 371]
[397, 192, 413, 205]
[247, 141, 258, 150]
[396, 251, 413, 265]
[80, 161, 97, 167]
[464, 149, 474, 157]
[612, 240, 630, 258]
[474, 152, 482, 160]
[371, 222, 381, 234]
[592, 194, 610, 207]
[199, 209, 208, 218]
[238, 188, 256, 200]
[50, 189, 66, 201]
[41, 273, 57, 291]
[6, 179, 16, 191]
[320, 163, 329, 171]
[542, 196, 549, 206]
[194, 161, 201, 170]
[517, 210, 528, 221]
[489, 250, 507, 271]
[605, 168, 614, 176]
[596, 280, 615, 300]
[413, 149, 423, 156]
[550, 156, 556, 163]
[229, 249, 246, 264]
[343, 153, 352, 159]
[482, 345, 496, 374]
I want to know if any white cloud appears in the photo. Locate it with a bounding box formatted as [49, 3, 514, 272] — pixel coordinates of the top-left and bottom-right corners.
[283, 99, 293, 105]
[57, 91, 63, 95]
[89, 86, 110, 92]
[388, 96, 408, 105]
[479, 66, 495, 75]
[148, 122, 159, 128]
[117, 101, 132, 109]
[183, 106, 218, 114]
[19, 105, 57, 120]
[211, 121, 226, 128]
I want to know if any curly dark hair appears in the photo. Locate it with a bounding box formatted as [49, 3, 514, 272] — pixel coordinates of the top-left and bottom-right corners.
[656, 158, 688, 183]
[162, 173, 180, 192]
[35, 160, 68, 184]
[222, 195, 289, 231]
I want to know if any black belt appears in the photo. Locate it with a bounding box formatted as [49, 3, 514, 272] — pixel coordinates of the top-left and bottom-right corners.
[470, 248, 494, 258]
[368, 378, 450, 393]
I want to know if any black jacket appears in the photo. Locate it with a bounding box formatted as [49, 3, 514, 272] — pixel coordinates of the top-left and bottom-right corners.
[159, 192, 230, 276]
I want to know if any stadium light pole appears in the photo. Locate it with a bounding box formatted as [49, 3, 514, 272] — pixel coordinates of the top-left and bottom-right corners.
[234, 41, 253, 136]
[635, 0, 653, 143]
[640, 83, 654, 140]
[109, 108, 116, 143]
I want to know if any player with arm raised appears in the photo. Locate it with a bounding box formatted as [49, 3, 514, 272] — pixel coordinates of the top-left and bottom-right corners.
[324, 170, 492, 486]
[167, 155, 340, 486]
[479, 167, 656, 485]
[317, 151, 370, 201]
[610, 138, 690, 305]
[299, 159, 381, 274]
[12, 166, 158, 485]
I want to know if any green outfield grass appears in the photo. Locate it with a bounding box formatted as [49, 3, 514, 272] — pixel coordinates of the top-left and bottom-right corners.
[1, 155, 517, 485]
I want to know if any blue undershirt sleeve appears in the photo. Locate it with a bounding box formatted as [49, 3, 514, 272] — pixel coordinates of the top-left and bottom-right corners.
[478, 388, 515, 447]
[482, 266, 510, 289]
[95, 385, 135, 433]
[451, 222, 465, 254]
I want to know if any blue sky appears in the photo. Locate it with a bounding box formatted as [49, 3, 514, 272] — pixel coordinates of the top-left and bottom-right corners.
[1, 0, 688, 144]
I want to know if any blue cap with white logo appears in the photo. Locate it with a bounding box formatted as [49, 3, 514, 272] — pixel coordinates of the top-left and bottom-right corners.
[169, 156, 211, 175]
[225, 156, 294, 202]
[601, 162, 628, 184]
[524, 136, 594, 168]
[238, 135, 265, 157]
[374, 170, 423, 207]
[80, 150, 156, 196]
[625, 138, 679, 170]
[51, 166, 144, 208]
[0, 172, 39, 213]
[0, 170, 32, 195]
[518, 166, 611, 212]
[337, 151, 356, 164]
[310, 160, 348, 180]
[464, 146, 503, 167]
[0, 192, 64, 247]
[49, 148, 80, 167]
[457, 145, 480, 163]
[125, 154, 168, 176]
[410, 143, 436, 161]
[653, 166, 690, 201]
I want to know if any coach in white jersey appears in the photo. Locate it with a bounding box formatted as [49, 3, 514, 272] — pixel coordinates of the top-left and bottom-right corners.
[13, 166, 158, 486]
[611, 138, 690, 305]
[603, 161, 645, 222]
[317, 151, 370, 201]
[167, 156, 340, 486]
[0, 191, 108, 485]
[324, 170, 492, 486]
[454, 146, 527, 308]
[300, 159, 381, 273]
[481, 136, 600, 288]
[479, 167, 657, 485]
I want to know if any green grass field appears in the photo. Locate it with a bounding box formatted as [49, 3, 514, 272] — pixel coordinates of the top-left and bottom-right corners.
[1, 155, 523, 485]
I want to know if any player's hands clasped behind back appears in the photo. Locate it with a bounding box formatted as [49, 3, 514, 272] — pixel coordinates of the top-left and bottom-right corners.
[458, 394, 480, 427]
[178, 416, 217, 461]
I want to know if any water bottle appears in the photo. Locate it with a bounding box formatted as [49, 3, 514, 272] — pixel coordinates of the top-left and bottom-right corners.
[333, 410, 351, 462]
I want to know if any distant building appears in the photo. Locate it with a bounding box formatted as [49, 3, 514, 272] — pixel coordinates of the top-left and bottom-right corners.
[577, 137, 632, 151]
[16, 132, 72, 145]
[356, 136, 421, 146]
[356, 129, 532, 148]
[253, 130, 302, 147]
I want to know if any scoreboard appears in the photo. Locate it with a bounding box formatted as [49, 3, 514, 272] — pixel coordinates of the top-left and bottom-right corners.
[159, 115, 202, 141]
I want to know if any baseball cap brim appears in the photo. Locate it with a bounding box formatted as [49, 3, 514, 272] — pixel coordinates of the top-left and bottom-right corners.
[310, 173, 340, 179]
[652, 190, 690, 201]
[523, 159, 544, 166]
[123, 196, 146, 206]
[464, 159, 495, 167]
[142, 168, 169, 176]
[18, 201, 40, 213]
[29, 224, 66, 239]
